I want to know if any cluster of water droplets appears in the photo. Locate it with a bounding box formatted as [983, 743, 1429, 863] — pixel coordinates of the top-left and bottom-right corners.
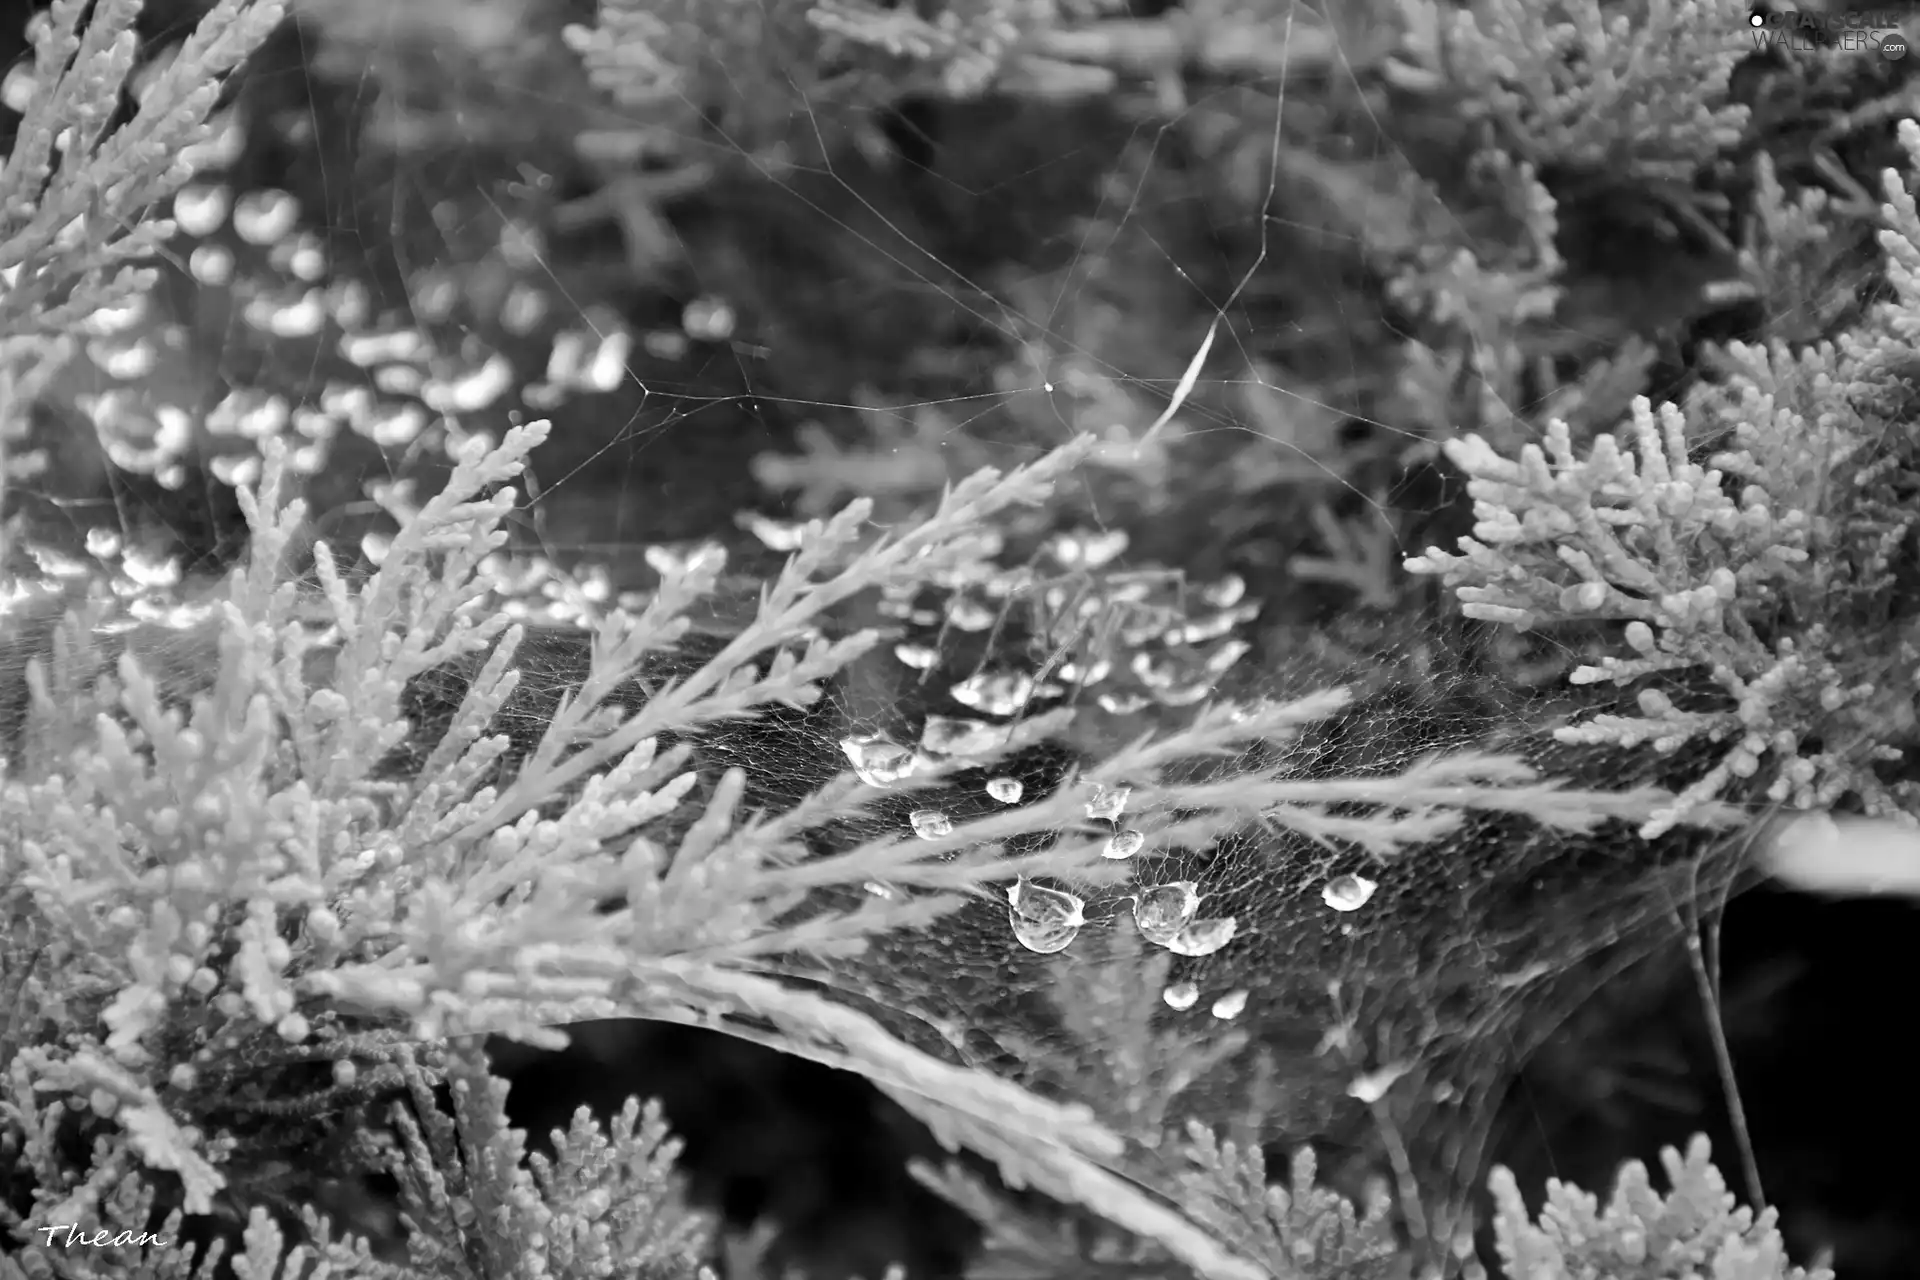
[806, 508, 1393, 1025]
[823, 523, 1286, 980]
[3, 35, 745, 532]
[863, 526, 1259, 719]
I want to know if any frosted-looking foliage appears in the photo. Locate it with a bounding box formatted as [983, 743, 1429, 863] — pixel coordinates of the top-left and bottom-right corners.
[0, 0, 1881, 1275]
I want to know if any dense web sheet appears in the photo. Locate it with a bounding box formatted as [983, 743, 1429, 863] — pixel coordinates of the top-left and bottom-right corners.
[0, 1, 1796, 1267]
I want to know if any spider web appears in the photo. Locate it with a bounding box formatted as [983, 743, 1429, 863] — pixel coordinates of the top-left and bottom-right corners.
[0, 0, 1839, 1270]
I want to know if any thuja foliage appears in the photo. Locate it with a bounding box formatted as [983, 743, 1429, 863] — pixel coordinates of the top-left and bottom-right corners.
[1408, 121, 1920, 838]
[1489, 1137, 1829, 1280]
[0, 1, 1877, 1279]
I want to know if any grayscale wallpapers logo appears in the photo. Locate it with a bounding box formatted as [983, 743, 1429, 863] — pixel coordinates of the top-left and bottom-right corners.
[1749, 8, 1907, 58]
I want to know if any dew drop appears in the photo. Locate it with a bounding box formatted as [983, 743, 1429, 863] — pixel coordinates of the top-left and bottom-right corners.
[951, 670, 1037, 716]
[365, 403, 427, 448]
[1180, 605, 1258, 644]
[1006, 877, 1085, 952]
[682, 296, 735, 341]
[232, 188, 300, 244]
[920, 715, 1003, 757]
[1157, 681, 1215, 707]
[84, 528, 122, 560]
[909, 809, 953, 840]
[189, 243, 234, 286]
[1009, 911, 1079, 954]
[1201, 573, 1246, 608]
[864, 880, 896, 899]
[1102, 828, 1145, 860]
[1347, 1065, 1406, 1104]
[121, 549, 181, 589]
[1322, 874, 1377, 912]
[1048, 528, 1129, 569]
[1132, 881, 1199, 945]
[586, 331, 635, 392]
[1007, 876, 1086, 927]
[644, 328, 689, 359]
[82, 297, 146, 336]
[1, 65, 37, 113]
[840, 733, 918, 787]
[422, 352, 514, 413]
[1086, 783, 1131, 822]
[172, 184, 231, 237]
[374, 363, 424, 395]
[1132, 651, 1181, 690]
[1206, 639, 1251, 674]
[1057, 656, 1111, 685]
[502, 283, 549, 334]
[986, 776, 1024, 804]
[1165, 915, 1237, 957]
[1162, 981, 1200, 1011]
[285, 235, 328, 281]
[946, 594, 997, 631]
[1210, 989, 1249, 1020]
[210, 453, 261, 487]
[894, 642, 939, 671]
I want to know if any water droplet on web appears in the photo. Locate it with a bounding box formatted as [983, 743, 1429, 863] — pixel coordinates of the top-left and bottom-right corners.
[1006, 877, 1085, 954]
[951, 670, 1037, 716]
[1133, 881, 1199, 944]
[1009, 911, 1080, 954]
[894, 642, 939, 671]
[1210, 989, 1249, 1020]
[1323, 874, 1377, 912]
[1164, 915, 1237, 957]
[863, 880, 896, 899]
[1102, 828, 1145, 860]
[920, 715, 1003, 757]
[986, 776, 1024, 804]
[946, 594, 997, 631]
[1162, 981, 1200, 1011]
[840, 733, 918, 787]
[1086, 783, 1131, 822]
[1007, 877, 1085, 926]
[909, 809, 953, 840]
[85, 528, 122, 560]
